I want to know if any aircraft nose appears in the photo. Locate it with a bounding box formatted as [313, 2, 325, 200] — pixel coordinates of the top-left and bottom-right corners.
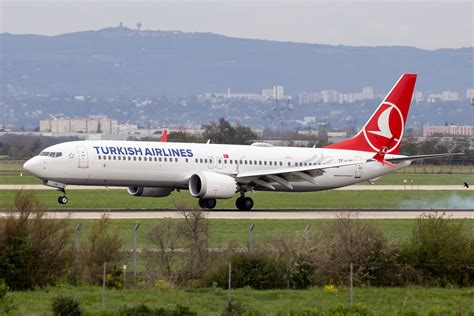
[23, 157, 42, 177]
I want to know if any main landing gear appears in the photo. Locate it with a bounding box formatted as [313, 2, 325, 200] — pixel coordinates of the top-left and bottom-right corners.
[197, 194, 254, 211]
[198, 198, 217, 209]
[236, 195, 253, 211]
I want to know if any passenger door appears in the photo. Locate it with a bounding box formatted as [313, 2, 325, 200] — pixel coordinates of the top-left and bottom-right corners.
[77, 146, 89, 168]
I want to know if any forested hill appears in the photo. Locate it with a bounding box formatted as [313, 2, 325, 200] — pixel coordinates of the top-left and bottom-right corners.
[1, 26, 472, 96]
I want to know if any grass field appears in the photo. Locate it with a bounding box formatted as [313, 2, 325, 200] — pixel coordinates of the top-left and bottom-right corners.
[1, 189, 473, 210]
[7, 285, 474, 315]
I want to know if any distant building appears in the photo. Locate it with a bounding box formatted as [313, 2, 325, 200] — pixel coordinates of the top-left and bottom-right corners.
[441, 91, 459, 101]
[423, 124, 474, 137]
[414, 91, 424, 103]
[40, 116, 118, 134]
[298, 87, 375, 104]
[273, 86, 284, 99]
[466, 88, 474, 99]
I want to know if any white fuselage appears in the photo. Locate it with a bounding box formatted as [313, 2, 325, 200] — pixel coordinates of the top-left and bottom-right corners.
[24, 140, 410, 193]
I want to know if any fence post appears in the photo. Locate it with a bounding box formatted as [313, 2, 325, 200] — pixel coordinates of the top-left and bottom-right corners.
[349, 263, 353, 307]
[247, 224, 255, 252]
[102, 262, 106, 309]
[133, 223, 140, 279]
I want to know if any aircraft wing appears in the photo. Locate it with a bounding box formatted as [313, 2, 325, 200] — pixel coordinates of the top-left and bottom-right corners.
[385, 152, 464, 163]
[235, 160, 366, 190]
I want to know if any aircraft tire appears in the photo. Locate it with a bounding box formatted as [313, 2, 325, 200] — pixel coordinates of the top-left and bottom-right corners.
[236, 197, 253, 211]
[58, 196, 68, 205]
[206, 199, 217, 209]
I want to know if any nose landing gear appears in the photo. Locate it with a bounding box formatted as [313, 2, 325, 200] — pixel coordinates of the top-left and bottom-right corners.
[57, 195, 68, 205]
[57, 188, 68, 205]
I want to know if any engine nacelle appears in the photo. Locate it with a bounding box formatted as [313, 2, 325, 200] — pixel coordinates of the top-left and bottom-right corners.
[189, 171, 237, 199]
[127, 187, 173, 197]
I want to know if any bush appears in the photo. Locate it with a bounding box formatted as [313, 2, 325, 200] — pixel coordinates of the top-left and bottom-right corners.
[0, 191, 74, 290]
[311, 213, 403, 286]
[51, 296, 81, 316]
[221, 301, 245, 316]
[327, 304, 373, 316]
[207, 253, 286, 289]
[400, 213, 474, 286]
[81, 214, 124, 285]
[117, 304, 196, 315]
[0, 280, 13, 314]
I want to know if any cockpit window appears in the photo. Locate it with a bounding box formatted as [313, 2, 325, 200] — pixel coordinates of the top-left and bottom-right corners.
[39, 151, 62, 158]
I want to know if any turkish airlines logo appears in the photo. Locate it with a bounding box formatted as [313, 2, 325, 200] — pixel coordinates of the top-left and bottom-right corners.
[362, 102, 404, 153]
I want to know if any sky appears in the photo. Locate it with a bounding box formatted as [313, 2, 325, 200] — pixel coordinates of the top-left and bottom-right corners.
[1, 0, 473, 50]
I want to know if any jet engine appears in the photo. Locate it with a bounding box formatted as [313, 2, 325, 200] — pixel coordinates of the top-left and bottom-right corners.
[189, 171, 237, 199]
[127, 187, 173, 197]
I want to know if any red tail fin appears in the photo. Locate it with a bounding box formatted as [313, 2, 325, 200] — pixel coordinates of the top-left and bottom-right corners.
[160, 130, 168, 142]
[325, 73, 417, 154]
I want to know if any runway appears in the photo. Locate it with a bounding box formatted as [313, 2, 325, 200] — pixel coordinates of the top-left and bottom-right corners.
[2, 209, 471, 219]
[0, 184, 471, 191]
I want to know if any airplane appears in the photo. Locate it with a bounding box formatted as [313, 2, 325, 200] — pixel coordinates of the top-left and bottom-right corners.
[23, 74, 461, 210]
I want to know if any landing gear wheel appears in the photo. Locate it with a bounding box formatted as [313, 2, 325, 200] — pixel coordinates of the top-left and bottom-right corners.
[198, 198, 217, 209]
[206, 199, 217, 209]
[236, 197, 253, 211]
[58, 196, 68, 205]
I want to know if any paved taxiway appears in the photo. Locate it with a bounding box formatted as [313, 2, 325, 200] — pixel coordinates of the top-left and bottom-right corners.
[1, 209, 471, 220]
[0, 184, 471, 191]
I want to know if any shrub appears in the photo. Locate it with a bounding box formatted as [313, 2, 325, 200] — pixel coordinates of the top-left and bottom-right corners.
[176, 208, 212, 283]
[207, 253, 286, 289]
[0, 280, 13, 314]
[81, 214, 124, 285]
[51, 296, 81, 316]
[0, 191, 74, 290]
[117, 304, 196, 315]
[311, 213, 403, 286]
[221, 301, 245, 316]
[400, 213, 474, 286]
[327, 303, 373, 316]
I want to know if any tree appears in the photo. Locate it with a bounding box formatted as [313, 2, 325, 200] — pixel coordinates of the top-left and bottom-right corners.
[201, 118, 257, 145]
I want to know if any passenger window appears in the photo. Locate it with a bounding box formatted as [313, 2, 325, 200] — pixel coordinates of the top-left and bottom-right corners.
[128, 157, 131, 161]
[154, 157, 157, 162]
[229, 160, 233, 164]
[279, 162, 282, 166]
[288, 162, 290, 166]
[200, 158, 203, 163]
[133, 157, 136, 161]
[175, 158, 178, 162]
[164, 157, 167, 162]
[113, 156, 116, 160]
[224, 160, 227, 164]
[269, 161, 272, 166]
[118, 156, 121, 160]
[254, 160, 257, 165]
[138, 157, 141, 161]
[249, 161, 252, 165]
[219, 159, 222, 164]
[108, 156, 112, 160]
[264, 161, 267, 165]
[239, 160, 243, 164]
[195, 158, 198, 163]
[98, 156, 101, 160]
[185, 158, 189, 163]
[204, 159, 208, 163]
